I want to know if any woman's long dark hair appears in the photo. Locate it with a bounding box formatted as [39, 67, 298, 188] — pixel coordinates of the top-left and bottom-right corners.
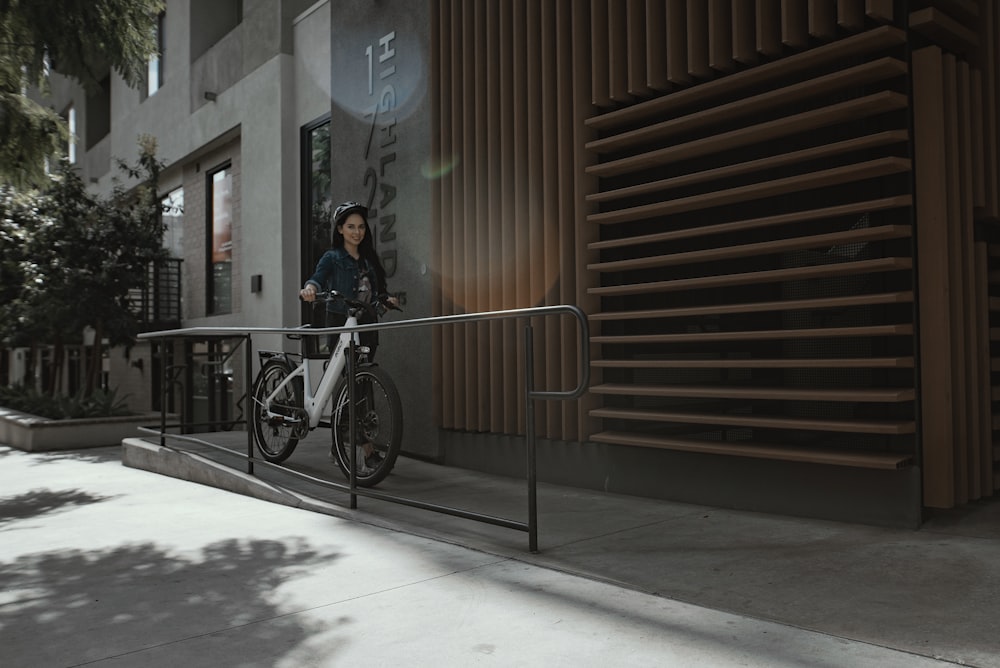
[332, 205, 387, 293]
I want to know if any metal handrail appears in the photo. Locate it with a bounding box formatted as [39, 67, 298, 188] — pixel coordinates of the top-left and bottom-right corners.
[138, 304, 590, 552]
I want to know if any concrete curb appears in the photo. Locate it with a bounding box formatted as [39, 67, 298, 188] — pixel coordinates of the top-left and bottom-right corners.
[1, 410, 168, 451]
[121, 438, 344, 517]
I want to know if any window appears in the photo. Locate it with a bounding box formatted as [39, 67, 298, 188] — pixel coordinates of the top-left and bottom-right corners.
[85, 75, 111, 149]
[301, 117, 331, 324]
[147, 11, 166, 96]
[162, 187, 184, 258]
[207, 165, 232, 315]
[302, 117, 332, 273]
[190, 0, 242, 62]
[63, 104, 76, 163]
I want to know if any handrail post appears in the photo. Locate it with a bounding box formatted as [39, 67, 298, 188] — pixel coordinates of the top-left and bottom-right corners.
[348, 335, 358, 509]
[159, 338, 168, 448]
[245, 333, 254, 475]
[524, 323, 538, 553]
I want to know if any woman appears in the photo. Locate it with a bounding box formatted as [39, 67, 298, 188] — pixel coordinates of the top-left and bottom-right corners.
[301, 201, 397, 470]
[300, 201, 397, 358]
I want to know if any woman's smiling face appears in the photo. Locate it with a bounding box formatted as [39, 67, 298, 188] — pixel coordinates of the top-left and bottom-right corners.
[338, 213, 367, 251]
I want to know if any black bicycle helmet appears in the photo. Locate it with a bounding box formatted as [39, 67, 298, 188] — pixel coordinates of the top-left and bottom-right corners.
[333, 201, 368, 226]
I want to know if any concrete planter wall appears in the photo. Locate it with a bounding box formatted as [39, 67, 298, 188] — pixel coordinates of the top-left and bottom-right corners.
[0, 407, 168, 452]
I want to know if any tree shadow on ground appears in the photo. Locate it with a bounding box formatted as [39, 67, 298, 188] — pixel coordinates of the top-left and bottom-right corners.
[0, 488, 112, 527]
[29, 445, 122, 464]
[0, 444, 122, 466]
[0, 538, 340, 667]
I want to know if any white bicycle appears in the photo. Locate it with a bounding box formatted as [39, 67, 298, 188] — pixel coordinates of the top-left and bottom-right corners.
[250, 290, 403, 486]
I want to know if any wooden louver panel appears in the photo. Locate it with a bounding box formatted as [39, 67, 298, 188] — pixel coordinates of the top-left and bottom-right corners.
[985, 0, 1000, 495]
[585, 14, 916, 471]
[990, 244, 1000, 493]
[432, 0, 594, 441]
[910, 0, 1000, 507]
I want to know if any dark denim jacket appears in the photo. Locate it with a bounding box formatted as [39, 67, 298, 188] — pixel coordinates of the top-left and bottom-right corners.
[305, 248, 376, 315]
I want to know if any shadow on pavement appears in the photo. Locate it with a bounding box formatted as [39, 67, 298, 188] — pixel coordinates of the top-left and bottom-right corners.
[0, 488, 113, 527]
[0, 537, 339, 667]
[124, 432, 1000, 668]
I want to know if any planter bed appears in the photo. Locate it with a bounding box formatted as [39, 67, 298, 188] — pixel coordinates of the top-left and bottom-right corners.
[0, 406, 168, 451]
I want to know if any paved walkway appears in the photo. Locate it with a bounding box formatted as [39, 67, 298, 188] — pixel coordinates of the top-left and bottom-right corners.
[1, 440, 997, 667]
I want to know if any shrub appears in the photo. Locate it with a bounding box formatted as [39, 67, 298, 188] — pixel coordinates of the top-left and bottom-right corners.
[0, 385, 133, 419]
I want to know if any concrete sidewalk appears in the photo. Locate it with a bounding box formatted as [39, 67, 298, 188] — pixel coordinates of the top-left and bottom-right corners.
[1, 441, 996, 667]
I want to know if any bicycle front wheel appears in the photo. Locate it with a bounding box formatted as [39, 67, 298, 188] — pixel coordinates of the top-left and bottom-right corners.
[252, 360, 303, 463]
[331, 365, 403, 486]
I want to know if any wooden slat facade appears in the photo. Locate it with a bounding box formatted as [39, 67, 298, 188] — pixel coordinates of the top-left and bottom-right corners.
[432, 0, 1000, 513]
[432, 0, 596, 440]
[910, 0, 1000, 507]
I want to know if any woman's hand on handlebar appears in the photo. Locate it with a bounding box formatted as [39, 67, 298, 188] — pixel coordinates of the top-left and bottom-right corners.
[300, 288, 343, 303]
[378, 293, 402, 311]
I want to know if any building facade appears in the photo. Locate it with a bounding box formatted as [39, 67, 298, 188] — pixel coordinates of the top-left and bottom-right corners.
[25, 0, 1000, 528]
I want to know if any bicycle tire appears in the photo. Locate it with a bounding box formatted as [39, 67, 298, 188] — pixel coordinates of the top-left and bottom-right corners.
[251, 360, 304, 463]
[331, 365, 403, 486]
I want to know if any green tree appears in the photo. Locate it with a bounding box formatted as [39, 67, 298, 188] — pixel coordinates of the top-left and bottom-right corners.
[0, 184, 47, 349]
[0, 137, 165, 395]
[0, 172, 79, 388]
[0, 0, 163, 187]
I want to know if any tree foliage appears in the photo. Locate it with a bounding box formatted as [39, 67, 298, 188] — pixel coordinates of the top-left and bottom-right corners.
[0, 136, 166, 394]
[0, 0, 164, 186]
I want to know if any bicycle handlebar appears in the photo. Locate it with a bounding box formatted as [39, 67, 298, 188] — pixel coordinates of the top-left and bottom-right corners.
[303, 290, 403, 313]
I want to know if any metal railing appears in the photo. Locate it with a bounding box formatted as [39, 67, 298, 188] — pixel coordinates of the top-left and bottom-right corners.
[129, 258, 183, 330]
[138, 305, 590, 552]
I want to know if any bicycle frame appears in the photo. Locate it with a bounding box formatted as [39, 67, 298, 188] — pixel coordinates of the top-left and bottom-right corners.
[258, 312, 360, 430]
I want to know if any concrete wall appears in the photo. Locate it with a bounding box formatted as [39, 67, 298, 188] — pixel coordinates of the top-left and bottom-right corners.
[328, 0, 436, 460]
[294, 1, 331, 124]
[104, 0, 299, 344]
[441, 432, 924, 529]
[292, 0, 332, 344]
[108, 347, 149, 409]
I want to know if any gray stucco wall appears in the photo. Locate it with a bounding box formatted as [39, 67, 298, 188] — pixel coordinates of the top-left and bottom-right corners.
[329, 1, 436, 460]
[293, 1, 332, 337]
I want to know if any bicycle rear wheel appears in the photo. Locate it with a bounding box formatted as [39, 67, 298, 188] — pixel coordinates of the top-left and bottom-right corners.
[252, 360, 303, 463]
[331, 365, 402, 486]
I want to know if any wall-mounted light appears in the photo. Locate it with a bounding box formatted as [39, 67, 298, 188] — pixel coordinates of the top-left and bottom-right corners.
[203, 91, 217, 102]
[131, 358, 144, 372]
